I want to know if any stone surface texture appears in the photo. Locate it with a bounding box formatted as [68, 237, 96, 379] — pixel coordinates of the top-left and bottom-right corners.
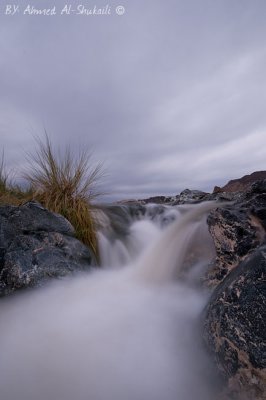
[0, 201, 96, 296]
[204, 180, 266, 400]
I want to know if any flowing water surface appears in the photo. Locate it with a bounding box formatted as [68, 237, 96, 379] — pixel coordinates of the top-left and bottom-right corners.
[0, 202, 223, 400]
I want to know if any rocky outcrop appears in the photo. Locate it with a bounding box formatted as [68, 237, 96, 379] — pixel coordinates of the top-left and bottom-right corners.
[204, 180, 266, 399]
[0, 201, 96, 296]
[177, 188, 209, 203]
[0, 175, 265, 399]
[139, 195, 178, 205]
[118, 171, 266, 207]
[206, 180, 266, 287]
[203, 245, 266, 400]
[137, 190, 211, 205]
[133, 171, 266, 206]
[214, 171, 266, 193]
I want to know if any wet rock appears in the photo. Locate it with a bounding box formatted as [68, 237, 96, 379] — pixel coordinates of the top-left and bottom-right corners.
[204, 180, 266, 399]
[238, 180, 266, 231]
[139, 195, 179, 205]
[0, 201, 96, 296]
[118, 195, 179, 205]
[95, 204, 136, 239]
[203, 245, 266, 400]
[208, 191, 242, 202]
[206, 180, 266, 287]
[178, 189, 210, 204]
[206, 206, 262, 287]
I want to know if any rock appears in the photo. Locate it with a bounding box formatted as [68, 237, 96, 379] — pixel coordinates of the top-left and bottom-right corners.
[204, 179, 266, 399]
[203, 245, 266, 400]
[95, 202, 179, 240]
[95, 204, 137, 238]
[178, 188, 210, 204]
[0, 201, 96, 296]
[138, 195, 179, 205]
[118, 171, 266, 207]
[117, 195, 179, 205]
[238, 180, 266, 231]
[206, 180, 266, 287]
[213, 171, 266, 193]
[213, 185, 222, 193]
[206, 206, 263, 287]
[209, 191, 242, 202]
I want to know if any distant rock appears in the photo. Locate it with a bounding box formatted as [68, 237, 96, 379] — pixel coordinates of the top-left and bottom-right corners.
[140, 195, 178, 205]
[116, 195, 180, 206]
[138, 188, 241, 205]
[136, 190, 210, 205]
[213, 185, 222, 193]
[178, 188, 209, 203]
[0, 201, 96, 296]
[213, 171, 266, 193]
[117, 171, 266, 207]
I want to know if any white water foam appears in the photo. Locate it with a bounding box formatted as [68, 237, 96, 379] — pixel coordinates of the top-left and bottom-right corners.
[0, 202, 223, 400]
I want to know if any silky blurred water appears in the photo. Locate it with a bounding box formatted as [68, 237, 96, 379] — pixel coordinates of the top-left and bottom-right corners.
[0, 202, 222, 400]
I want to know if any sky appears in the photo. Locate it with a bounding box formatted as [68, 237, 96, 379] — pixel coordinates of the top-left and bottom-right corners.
[0, 0, 266, 201]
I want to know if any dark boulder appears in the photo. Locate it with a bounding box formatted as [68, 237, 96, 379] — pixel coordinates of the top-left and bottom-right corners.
[206, 205, 263, 287]
[203, 245, 266, 400]
[204, 179, 266, 399]
[0, 201, 96, 296]
[206, 180, 266, 287]
[237, 180, 266, 231]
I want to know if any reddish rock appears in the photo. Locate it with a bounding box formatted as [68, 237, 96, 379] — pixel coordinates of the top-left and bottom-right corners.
[213, 171, 266, 193]
[213, 186, 222, 193]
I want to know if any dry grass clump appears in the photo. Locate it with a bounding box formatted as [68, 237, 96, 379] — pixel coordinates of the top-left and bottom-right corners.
[24, 135, 103, 258]
[0, 190, 30, 206]
[0, 135, 104, 259]
[0, 151, 31, 205]
[0, 150, 9, 194]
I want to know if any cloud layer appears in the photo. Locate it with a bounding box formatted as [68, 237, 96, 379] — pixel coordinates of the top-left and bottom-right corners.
[1, 0, 266, 201]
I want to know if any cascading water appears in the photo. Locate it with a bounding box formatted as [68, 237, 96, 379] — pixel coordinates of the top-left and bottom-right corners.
[0, 201, 225, 400]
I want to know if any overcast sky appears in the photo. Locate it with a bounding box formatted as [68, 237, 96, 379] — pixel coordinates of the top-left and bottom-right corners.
[0, 0, 266, 201]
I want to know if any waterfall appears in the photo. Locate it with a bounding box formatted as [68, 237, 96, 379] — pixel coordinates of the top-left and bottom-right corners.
[133, 201, 217, 283]
[0, 201, 224, 400]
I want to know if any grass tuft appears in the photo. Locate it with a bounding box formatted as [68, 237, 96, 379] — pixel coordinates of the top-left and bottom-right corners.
[0, 151, 32, 205]
[24, 134, 103, 258]
[0, 150, 9, 193]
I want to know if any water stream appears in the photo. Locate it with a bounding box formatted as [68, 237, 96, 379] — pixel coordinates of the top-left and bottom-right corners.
[0, 201, 223, 400]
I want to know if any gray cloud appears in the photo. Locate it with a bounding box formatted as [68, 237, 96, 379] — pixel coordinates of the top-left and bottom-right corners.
[0, 0, 266, 201]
